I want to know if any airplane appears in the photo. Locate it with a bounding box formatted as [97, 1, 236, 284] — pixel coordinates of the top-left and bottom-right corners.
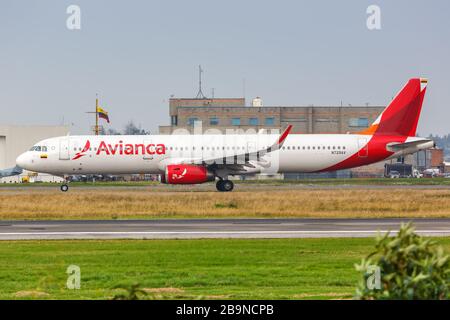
[16, 78, 435, 192]
[0, 166, 23, 179]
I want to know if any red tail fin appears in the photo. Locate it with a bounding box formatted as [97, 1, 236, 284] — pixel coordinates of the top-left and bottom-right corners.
[360, 78, 427, 137]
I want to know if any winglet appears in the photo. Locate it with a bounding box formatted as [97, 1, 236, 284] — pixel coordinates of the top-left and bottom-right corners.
[277, 125, 292, 145]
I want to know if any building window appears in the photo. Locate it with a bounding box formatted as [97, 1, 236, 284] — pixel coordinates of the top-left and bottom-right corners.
[171, 115, 178, 126]
[187, 117, 199, 126]
[231, 118, 241, 126]
[265, 117, 275, 125]
[210, 117, 219, 126]
[249, 118, 259, 126]
[349, 118, 369, 127]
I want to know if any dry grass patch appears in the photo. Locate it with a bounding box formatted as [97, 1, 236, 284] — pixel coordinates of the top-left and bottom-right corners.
[143, 287, 185, 294]
[0, 188, 449, 219]
[14, 290, 50, 298]
[293, 292, 352, 299]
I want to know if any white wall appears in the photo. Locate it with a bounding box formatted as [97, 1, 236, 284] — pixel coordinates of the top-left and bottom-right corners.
[0, 125, 69, 169]
[0, 173, 64, 184]
[0, 136, 5, 169]
[0, 125, 69, 183]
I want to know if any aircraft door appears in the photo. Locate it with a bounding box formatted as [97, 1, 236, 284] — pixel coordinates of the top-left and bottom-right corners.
[358, 138, 368, 158]
[59, 138, 70, 160]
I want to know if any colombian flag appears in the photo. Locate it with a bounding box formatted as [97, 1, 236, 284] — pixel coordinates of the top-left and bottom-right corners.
[97, 106, 110, 123]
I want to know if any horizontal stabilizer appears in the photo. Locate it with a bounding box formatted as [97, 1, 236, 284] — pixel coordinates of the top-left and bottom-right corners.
[387, 139, 435, 151]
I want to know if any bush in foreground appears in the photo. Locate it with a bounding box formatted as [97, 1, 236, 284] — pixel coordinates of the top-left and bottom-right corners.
[355, 223, 450, 300]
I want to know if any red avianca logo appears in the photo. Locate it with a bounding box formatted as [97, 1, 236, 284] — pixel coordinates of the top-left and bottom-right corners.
[72, 140, 166, 160]
[72, 140, 90, 160]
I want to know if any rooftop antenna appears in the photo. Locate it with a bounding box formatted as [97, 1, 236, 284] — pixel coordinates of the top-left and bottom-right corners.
[195, 65, 206, 99]
[243, 78, 246, 105]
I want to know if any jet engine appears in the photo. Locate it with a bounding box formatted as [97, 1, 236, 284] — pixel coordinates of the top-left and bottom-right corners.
[160, 164, 215, 184]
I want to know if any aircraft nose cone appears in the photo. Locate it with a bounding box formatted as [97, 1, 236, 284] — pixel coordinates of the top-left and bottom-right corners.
[16, 153, 29, 169]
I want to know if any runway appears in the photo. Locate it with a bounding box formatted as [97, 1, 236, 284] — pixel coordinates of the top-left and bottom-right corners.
[0, 218, 450, 240]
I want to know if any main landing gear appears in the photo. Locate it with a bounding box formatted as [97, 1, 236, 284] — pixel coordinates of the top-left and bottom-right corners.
[216, 179, 234, 192]
[60, 184, 69, 192]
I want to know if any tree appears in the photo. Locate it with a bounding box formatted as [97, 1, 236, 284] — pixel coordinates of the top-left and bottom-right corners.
[103, 122, 149, 135]
[124, 121, 149, 135]
[355, 223, 450, 300]
[106, 128, 121, 135]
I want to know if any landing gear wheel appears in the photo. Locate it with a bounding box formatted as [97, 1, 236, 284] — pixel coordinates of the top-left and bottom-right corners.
[222, 180, 234, 192]
[216, 180, 224, 191]
[216, 179, 233, 192]
[60, 184, 69, 192]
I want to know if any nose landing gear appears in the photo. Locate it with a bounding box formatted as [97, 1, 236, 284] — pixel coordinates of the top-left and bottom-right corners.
[60, 184, 69, 192]
[216, 179, 234, 192]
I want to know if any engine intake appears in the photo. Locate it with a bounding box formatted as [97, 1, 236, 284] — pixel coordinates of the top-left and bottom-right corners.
[161, 164, 215, 184]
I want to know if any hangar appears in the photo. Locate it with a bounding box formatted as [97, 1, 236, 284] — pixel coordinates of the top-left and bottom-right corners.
[0, 125, 69, 183]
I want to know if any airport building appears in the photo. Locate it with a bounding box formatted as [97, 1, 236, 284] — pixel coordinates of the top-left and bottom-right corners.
[159, 97, 385, 135]
[0, 125, 69, 183]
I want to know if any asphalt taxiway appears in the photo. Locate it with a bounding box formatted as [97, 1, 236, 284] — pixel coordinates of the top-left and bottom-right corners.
[0, 218, 449, 240]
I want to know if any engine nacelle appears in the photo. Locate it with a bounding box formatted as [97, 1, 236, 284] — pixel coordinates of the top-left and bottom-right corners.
[160, 164, 215, 184]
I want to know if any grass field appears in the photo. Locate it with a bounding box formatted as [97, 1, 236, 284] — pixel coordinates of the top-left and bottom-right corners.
[0, 186, 449, 219]
[1, 237, 448, 300]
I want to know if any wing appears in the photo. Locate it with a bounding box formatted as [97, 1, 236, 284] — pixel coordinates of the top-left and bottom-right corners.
[189, 125, 292, 168]
[157, 125, 293, 173]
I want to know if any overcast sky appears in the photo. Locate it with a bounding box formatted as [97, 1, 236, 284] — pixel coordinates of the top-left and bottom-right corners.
[0, 0, 449, 135]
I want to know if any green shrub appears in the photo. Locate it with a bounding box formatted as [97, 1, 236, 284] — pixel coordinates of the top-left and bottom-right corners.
[355, 223, 450, 300]
[112, 283, 147, 300]
[214, 201, 238, 209]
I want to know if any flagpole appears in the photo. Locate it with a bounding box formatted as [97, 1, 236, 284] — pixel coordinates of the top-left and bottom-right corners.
[95, 95, 99, 135]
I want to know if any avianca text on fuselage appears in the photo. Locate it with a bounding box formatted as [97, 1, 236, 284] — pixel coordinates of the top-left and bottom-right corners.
[96, 140, 166, 156]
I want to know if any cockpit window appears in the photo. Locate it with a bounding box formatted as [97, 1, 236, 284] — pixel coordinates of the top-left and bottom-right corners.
[29, 146, 47, 152]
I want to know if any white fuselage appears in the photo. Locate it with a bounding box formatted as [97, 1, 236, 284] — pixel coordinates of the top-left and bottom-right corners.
[16, 133, 433, 177]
